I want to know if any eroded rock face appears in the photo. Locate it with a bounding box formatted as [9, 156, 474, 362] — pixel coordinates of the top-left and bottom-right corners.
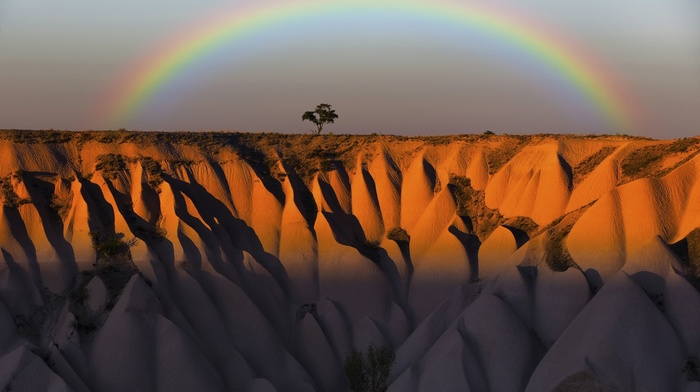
[1, 131, 700, 391]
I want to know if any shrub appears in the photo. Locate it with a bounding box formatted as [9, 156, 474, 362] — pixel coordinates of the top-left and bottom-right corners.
[620, 145, 664, 178]
[0, 176, 25, 208]
[446, 173, 505, 240]
[486, 136, 530, 174]
[503, 216, 539, 236]
[448, 174, 474, 216]
[132, 224, 167, 244]
[90, 232, 137, 260]
[89, 232, 140, 301]
[361, 239, 381, 249]
[48, 186, 72, 221]
[141, 157, 164, 187]
[684, 357, 700, 382]
[684, 228, 700, 291]
[70, 313, 100, 335]
[621, 139, 700, 179]
[69, 282, 89, 305]
[572, 146, 616, 186]
[95, 154, 127, 179]
[344, 345, 395, 392]
[544, 227, 576, 271]
[669, 137, 698, 154]
[386, 227, 410, 243]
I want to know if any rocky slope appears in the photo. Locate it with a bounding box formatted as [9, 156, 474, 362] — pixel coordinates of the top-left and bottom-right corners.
[0, 130, 699, 391]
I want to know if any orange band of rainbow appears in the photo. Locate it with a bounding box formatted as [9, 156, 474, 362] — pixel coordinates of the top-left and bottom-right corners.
[99, 0, 641, 131]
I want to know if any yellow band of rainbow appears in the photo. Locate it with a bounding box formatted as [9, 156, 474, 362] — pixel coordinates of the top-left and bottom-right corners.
[100, 0, 641, 131]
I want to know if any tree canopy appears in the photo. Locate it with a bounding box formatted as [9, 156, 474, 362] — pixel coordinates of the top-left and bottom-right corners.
[302, 103, 338, 135]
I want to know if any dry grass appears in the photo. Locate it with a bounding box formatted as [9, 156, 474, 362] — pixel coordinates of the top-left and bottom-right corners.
[683, 228, 700, 291]
[95, 154, 127, 179]
[544, 224, 577, 272]
[0, 174, 30, 208]
[621, 138, 700, 180]
[502, 216, 539, 237]
[572, 146, 617, 186]
[386, 227, 410, 242]
[535, 204, 594, 272]
[448, 174, 503, 240]
[0, 129, 676, 182]
[485, 136, 531, 174]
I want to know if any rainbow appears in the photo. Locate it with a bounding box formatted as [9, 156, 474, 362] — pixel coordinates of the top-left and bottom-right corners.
[99, 0, 640, 131]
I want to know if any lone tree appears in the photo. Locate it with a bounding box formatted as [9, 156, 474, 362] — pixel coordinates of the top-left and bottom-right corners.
[302, 103, 338, 135]
[344, 345, 396, 392]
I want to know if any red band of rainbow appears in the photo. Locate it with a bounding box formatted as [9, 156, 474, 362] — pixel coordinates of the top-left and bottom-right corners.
[98, 0, 642, 131]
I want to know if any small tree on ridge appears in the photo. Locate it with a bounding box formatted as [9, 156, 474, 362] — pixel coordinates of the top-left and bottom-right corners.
[302, 103, 338, 135]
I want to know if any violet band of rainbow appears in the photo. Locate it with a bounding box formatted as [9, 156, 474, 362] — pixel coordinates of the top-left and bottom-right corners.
[100, 0, 641, 131]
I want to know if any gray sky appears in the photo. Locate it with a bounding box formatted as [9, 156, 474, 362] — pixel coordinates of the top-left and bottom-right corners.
[0, 0, 698, 137]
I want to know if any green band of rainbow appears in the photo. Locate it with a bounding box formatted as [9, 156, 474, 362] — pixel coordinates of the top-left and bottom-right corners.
[99, 0, 640, 130]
